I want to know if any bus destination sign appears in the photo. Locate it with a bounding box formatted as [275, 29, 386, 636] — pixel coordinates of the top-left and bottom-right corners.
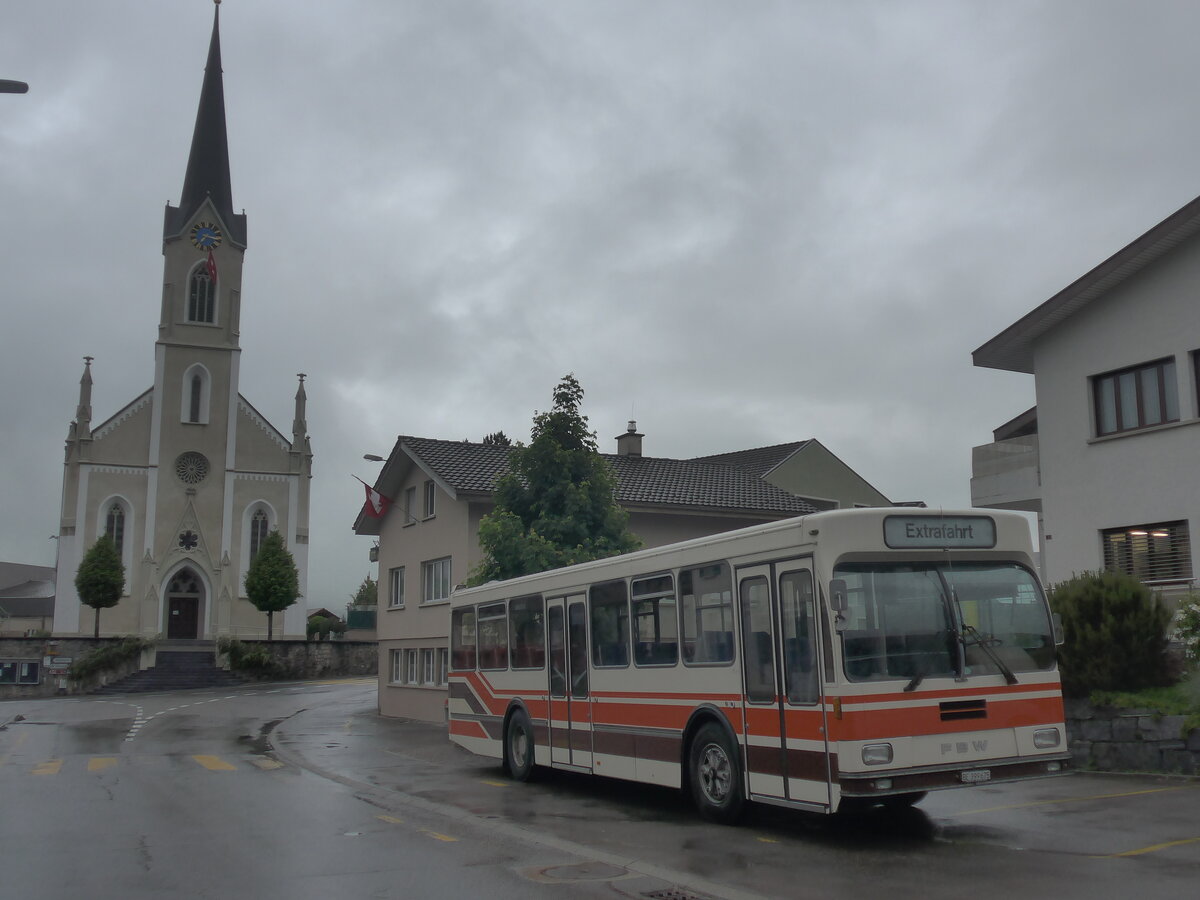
[883, 515, 996, 549]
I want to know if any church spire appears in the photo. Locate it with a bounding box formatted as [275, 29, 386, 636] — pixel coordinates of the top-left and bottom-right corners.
[292, 373, 308, 444]
[76, 356, 94, 439]
[166, 1, 244, 245]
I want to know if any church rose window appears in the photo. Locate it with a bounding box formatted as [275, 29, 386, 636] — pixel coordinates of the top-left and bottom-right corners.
[175, 451, 210, 484]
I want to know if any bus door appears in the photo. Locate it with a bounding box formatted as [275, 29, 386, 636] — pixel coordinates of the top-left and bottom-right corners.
[546, 595, 593, 769]
[737, 561, 831, 808]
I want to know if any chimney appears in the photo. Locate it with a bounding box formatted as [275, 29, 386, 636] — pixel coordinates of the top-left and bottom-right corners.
[615, 420, 643, 457]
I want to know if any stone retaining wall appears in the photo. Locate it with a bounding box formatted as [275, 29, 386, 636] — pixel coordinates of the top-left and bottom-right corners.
[1066, 699, 1200, 775]
[0, 637, 151, 699]
[224, 640, 378, 681]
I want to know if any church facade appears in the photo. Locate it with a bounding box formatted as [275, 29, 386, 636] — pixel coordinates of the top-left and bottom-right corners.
[53, 6, 311, 640]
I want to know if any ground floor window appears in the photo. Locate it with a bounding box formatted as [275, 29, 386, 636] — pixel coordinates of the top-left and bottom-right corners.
[1102, 520, 1192, 584]
[388, 646, 451, 686]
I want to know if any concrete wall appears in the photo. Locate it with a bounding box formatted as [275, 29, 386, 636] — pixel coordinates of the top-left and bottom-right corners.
[228, 640, 378, 681]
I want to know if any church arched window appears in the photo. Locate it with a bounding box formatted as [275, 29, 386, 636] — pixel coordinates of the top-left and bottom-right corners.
[181, 363, 211, 424]
[250, 509, 269, 560]
[105, 502, 125, 558]
[187, 263, 216, 323]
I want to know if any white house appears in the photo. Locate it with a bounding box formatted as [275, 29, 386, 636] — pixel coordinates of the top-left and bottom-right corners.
[972, 195, 1200, 597]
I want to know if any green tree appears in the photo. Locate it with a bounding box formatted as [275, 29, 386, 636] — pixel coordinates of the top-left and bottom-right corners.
[482, 431, 512, 447]
[1048, 570, 1173, 697]
[349, 575, 377, 607]
[75, 534, 125, 639]
[470, 374, 640, 584]
[244, 530, 299, 640]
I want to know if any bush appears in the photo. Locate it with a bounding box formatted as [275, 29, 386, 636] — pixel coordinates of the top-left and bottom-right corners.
[69, 636, 154, 681]
[216, 636, 282, 677]
[1048, 571, 1173, 697]
[1174, 593, 1200, 665]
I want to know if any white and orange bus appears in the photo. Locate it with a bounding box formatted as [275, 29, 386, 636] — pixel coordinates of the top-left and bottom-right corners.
[448, 508, 1069, 822]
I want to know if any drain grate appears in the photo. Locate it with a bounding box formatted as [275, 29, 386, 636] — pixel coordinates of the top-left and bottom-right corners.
[644, 890, 709, 900]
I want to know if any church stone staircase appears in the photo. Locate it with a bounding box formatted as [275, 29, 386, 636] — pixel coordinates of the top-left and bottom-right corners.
[93, 642, 248, 694]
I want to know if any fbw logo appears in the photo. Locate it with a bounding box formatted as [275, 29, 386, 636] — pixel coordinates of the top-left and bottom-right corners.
[941, 740, 988, 755]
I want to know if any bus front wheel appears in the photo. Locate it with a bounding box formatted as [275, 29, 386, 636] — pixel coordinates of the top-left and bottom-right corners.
[505, 709, 536, 782]
[688, 722, 744, 824]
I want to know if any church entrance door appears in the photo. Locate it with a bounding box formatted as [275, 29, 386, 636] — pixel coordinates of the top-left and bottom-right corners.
[167, 597, 199, 639]
[165, 569, 204, 639]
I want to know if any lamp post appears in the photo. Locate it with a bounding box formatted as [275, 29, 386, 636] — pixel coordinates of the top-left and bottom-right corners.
[1, 80, 29, 94]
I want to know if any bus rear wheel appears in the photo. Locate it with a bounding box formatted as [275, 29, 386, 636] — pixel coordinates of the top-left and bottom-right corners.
[689, 722, 744, 824]
[505, 709, 536, 782]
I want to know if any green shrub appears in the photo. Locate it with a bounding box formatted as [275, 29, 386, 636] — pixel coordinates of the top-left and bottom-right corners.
[1174, 593, 1200, 665]
[69, 636, 154, 681]
[216, 636, 282, 677]
[1048, 571, 1173, 698]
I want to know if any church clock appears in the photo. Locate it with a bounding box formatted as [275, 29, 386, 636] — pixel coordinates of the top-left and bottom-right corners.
[190, 221, 223, 250]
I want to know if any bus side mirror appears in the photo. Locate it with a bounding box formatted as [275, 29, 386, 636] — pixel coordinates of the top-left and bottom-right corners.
[1052, 612, 1064, 646]
[829, 579, 848, 613]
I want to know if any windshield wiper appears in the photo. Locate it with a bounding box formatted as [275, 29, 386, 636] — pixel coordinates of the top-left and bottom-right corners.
[961, 624, 1018, 685]
[904, 669, 925, 692]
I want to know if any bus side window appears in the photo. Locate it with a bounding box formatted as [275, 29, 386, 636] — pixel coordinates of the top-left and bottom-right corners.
[450, 607, 477, 671]
[478, 602, 508, 670]
[508, 595, 545, 670]
[680, 562, 734, 665]
[590, 580, 630, 667]
[632, 573, 678, 666]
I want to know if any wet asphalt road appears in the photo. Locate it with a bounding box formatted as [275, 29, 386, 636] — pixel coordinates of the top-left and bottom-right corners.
[3, 680, 1199, 900]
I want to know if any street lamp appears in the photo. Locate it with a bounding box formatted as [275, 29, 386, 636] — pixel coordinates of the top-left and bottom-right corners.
[1, 80, 29, 94]
[363, 454, 383, 462]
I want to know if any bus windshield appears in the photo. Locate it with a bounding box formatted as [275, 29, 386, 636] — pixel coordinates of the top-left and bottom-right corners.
[834, 561, 1055, 683]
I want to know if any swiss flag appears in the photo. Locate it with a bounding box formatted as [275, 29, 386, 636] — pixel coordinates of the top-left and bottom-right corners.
[363, 483, 390, 518]
[206, 249, 218, 282]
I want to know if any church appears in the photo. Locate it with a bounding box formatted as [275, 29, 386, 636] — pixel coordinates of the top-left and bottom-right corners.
[52, 5, 312, 641]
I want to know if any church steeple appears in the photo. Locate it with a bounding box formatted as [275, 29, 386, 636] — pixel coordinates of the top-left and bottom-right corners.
[164, 1, 245, 247]
[292, 373, 308, 444]
[75, 356, 94, 440]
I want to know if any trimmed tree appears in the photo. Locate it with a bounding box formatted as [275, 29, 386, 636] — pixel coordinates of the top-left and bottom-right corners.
[75, 534, 125, 639]
[244, 530, 299, 640]
[470, 374, 640, 584]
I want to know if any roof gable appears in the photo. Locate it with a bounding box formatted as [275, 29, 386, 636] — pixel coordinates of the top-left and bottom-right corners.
[974, 193, 1200, 373]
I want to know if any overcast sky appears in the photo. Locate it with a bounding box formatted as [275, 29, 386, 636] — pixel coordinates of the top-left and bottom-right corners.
[3, 1, 1198, 609]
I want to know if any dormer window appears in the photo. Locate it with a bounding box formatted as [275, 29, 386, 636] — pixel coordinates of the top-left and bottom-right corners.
[188, 263, 215, 323]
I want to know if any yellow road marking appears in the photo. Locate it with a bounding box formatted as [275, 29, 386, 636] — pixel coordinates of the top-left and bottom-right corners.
[421, 829, 457, 842]
[32, 759, 62, 775]
[946, 784, 1200, 816]
[376, 815, 405, 824]
[192, 755, 236, 771]
[250, 759, 284, 770]
[757, 836, 780, 844]
[88, 757, 118, 772]
[1105, 836, 1200, 858]
[480, 779, 509, 788]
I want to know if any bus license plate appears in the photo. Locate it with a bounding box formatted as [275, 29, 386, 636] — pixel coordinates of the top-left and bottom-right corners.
[961, 769, 991, 784]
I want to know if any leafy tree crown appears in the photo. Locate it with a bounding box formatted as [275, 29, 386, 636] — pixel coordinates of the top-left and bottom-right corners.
[470, 374, 639, 584]
[244, 530, 300, 614]
[75, 535, 124, 611]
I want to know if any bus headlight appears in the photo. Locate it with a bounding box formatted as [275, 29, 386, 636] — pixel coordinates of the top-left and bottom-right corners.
[862, 743, 893, 765]
[1033, 727, 1061, 749]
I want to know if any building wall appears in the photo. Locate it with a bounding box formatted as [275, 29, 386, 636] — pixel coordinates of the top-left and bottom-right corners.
[765, 442, 891, 508]
[1032, 234, 1200, 589]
